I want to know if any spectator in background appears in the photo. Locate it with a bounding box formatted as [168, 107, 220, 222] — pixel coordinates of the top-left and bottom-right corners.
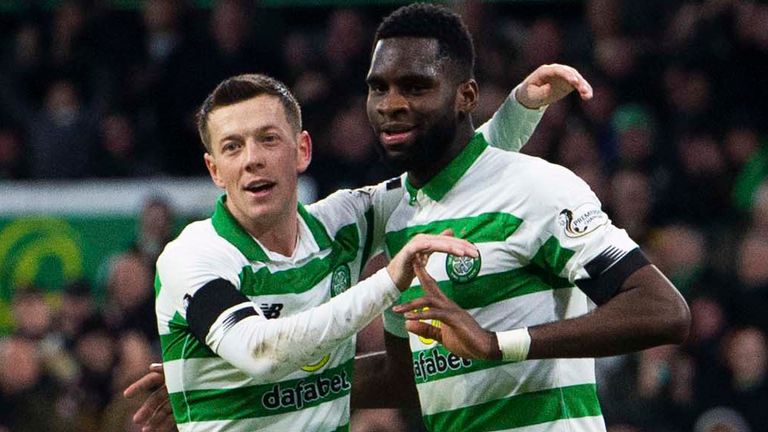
[0, 127, 26, 179]
[0, 77, 106, 178]
[717, 327, 768, 430]
[608, 169, 653, 241]
[104, 253, 155, 342]
[125, 0, 207, 176]
[11, 287, 53, 340]
[0, 336, 59, 431]
[93, 113, 159, 177]
[202, 0, 285, 84]
[693, 407, 751, 432]
[133, 196, 175, 267]
[100, 331, 155, 432]
[70, 316, 117, 432]
[56, 280, 99, 346]
[646, 224, 707, 298]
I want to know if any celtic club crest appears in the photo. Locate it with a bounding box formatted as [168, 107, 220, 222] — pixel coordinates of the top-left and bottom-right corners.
[445, 250, 481, 283]
[331, 264, 351, 296]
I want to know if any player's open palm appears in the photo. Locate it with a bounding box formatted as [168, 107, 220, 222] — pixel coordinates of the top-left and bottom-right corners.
[393, 261, 500, 360]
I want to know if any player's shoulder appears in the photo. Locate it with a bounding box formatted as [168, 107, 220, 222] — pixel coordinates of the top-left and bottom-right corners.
[490, 149, 588, 188]
[307, 176, 406, 222]
[158, 219, 239, 268]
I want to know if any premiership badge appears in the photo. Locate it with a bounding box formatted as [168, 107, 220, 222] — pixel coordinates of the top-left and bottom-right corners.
[331, 264, 351, 296]
[445, 250, 481, 283]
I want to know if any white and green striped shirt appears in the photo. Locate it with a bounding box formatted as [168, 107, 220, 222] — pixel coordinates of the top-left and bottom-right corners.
[382, 134, 640, 432]
[154, 92, 544, 431]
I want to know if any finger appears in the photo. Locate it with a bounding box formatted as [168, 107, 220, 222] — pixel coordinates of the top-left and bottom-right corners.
[412, 236, 478, 258]
[392, 297, 433, 313]
[439, 229, 454, 237]
[133, 385, 169, 424]
[147, 398, 174, 429]
[149, 363, 164, 374]
[124, 372, 166, 398]
[568, 69, 593, 100]
[406, 321, 443, 342]
[404, 308, 448, 322]
[414, 262, 447, 301]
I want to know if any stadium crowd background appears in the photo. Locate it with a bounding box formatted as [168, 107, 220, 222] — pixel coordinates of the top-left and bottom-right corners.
[0, 0, 767, 431]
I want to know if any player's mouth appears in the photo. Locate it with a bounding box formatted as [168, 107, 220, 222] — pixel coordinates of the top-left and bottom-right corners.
[380, 124, 416, 147]
[243, 180, 276, 198]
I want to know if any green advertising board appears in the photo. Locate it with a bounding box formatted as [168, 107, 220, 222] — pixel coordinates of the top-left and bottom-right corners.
[0, 215, 138, 332]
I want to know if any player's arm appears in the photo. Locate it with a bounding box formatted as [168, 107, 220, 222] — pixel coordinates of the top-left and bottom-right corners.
[397, 252, 690, 361]
[396, 171, 689, 362]
[183, 234, 478, 381]
[480, 63, 593, 152]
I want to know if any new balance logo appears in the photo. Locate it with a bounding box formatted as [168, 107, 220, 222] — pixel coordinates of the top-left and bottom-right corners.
[259, 303, 284, 319]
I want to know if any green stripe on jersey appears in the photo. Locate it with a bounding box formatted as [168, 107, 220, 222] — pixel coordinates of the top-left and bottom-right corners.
[385, 213, 522, 257]
[211, 196, 269, 261]
[532, 235, 575, 277]
[169, 358, 354, 423]
[239, 223, 359, 296]
[160, 313, 216, 361]
[298, 203, 332, 249]
[398, 265, 571, 310]
[423, 383, 601, 432]
[154, 272, 162, 298]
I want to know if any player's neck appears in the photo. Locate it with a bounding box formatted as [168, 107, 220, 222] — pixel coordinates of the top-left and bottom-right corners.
[233, 203, 300, 257]
[407, 121, 475, 188]
[252, 215, 299, 257]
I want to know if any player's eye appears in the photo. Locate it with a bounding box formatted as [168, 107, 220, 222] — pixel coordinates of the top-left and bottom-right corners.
[222, 141, 241, 152]
[367, 83, 386, 94]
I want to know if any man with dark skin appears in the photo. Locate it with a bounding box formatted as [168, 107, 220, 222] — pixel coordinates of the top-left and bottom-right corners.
[350, 4, 689, 431]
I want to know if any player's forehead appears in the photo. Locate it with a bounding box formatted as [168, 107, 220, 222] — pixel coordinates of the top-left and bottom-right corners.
[367, 37, 444, 81]
[208, 95, 291, 139]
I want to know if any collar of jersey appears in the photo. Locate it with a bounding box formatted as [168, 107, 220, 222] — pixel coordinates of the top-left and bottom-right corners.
[211, 195, 332, 262]
[404, 132, 488, 203]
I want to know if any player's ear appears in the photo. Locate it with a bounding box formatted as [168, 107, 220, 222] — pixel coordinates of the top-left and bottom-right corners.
[204, 152, 225, 189]
[456, 79, 478, 114]
[296, 130, 312, 173]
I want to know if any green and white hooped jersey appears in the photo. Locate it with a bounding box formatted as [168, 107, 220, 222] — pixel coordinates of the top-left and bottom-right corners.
[153, 93, 544, 431]
[382, 133, 641, 432]
[155, 190, 393, 432]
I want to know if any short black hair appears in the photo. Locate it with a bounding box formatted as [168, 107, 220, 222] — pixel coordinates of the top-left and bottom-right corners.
[196, 74, 302, 152]
[374, 3, 475, 80]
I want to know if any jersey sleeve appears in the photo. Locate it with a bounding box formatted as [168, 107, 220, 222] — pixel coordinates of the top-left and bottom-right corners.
[160, 232, 402, 383]
[308, 178, 404, 262]
[477, 85, 546, 153]
[155, 238, 243, 325]
[518, 163, 647, 304]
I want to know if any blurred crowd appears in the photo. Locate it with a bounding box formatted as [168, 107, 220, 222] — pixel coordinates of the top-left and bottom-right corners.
[0, 0, 767, 431]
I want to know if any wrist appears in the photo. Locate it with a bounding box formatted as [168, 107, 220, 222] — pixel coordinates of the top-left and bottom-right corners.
[384, 266, 410, 292]
[496, 327, 531, 362]
[485, 331, 502, 360]
[513, 84, 548, 111]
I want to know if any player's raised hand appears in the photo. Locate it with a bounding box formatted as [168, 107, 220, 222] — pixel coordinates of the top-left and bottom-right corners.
[386, 230, 478, 291]
[392, 260, 501, 360]
[515, 64, 593, 109]
[123, 363, 177, 432]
